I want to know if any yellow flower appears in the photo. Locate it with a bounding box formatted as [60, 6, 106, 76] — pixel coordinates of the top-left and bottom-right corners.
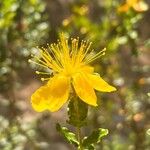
[29, 34, 116, 112]
[118, 0, 148, 12]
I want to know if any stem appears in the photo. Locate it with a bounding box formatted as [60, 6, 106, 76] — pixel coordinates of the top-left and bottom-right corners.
[74, 98, 83, 150]
[76, 127, 83, 150]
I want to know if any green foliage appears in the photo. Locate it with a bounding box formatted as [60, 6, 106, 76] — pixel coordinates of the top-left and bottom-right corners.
[60, 0, 145, 57]
[57, 100, 108, 150]
[83, 128, 109, 149]
[56, 123, 79, 147]
[67, 98, 88, 127]
[0, 0, 49, 91]
[0, 115, 39, 150]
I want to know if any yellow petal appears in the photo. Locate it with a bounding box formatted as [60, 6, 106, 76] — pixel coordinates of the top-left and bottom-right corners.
[86, 74, 116, 92]
[72, 73, 97, 106]
[80, 65, 94, 74]
[31, 85, 52, 112]
[31, 75, 70, 112]
[47, 75, 70, 111]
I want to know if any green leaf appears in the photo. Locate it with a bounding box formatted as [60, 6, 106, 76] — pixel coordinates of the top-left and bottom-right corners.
[67, 98, 88, 127]
[82, 128, 109, 147]
[85, 144, 95, 150]
[56, 123, 79, 147]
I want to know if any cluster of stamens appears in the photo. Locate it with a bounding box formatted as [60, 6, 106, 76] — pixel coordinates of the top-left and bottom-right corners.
[29, 34, 106, 81]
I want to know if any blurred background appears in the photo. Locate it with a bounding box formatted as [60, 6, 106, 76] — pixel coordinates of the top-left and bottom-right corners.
[0, 0, 150, 149]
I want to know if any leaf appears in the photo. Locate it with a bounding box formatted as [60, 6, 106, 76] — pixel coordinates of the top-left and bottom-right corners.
[56, 123, 79, 147]
[82, 128, 109, 147]
[84, 144, 95, 150]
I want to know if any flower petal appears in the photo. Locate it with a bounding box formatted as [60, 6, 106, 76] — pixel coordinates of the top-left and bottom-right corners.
[31, 85, 52, 112]
[47, 75, 70, 111]
[31, 75, 70, 112]
[86, 74, 116, 92]
[72, 73, 97, 106]
[80, 65, 94, 74]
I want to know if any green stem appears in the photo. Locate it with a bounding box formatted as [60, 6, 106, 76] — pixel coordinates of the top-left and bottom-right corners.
[76, 127, 83, 150]
[74, 98, 83, 150]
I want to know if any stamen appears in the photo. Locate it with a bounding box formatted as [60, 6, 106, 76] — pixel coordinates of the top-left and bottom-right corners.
[29, 34, 107, 78]
[35, 71, 52, 75]
[80, 41, 92, 61]
[49, 44, 62, 66]
[28, 59, 49, 69]
[71, 38, 79, 60]
[85, 48, 106, 64]
[32, 54, 51, 68]
[39, 49, 62, 72]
